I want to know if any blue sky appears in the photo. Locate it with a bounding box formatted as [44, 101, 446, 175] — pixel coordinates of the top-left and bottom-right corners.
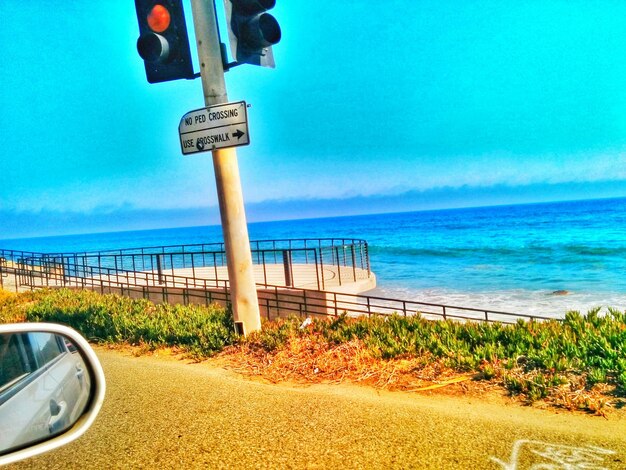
[2, 1, 626, 239]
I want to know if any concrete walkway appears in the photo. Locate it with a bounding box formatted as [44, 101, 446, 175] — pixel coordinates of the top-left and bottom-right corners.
[171, 264, 376, 294]
[0, 263, 376, 296]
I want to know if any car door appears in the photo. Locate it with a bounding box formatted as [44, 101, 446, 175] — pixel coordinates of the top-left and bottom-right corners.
[0, 332, 90, 453]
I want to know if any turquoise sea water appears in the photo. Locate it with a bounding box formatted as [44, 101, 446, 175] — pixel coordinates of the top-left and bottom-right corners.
[3, 197, 626, 317]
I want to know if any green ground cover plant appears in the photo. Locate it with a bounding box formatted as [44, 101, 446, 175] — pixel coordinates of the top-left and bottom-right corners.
[2, 288, 624, 413]
[0, 288, 235, 357]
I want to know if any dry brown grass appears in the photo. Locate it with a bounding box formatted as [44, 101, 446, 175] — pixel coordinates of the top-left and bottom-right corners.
[223, 336, 473, 392]
[0, 288, 38, 323]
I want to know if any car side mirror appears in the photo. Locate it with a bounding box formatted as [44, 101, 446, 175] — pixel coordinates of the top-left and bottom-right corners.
[0, 323, 105, 465]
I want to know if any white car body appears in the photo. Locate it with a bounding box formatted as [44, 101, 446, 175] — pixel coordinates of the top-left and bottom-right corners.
[0, 324, 105, 466]
[0, 332, 91, 453]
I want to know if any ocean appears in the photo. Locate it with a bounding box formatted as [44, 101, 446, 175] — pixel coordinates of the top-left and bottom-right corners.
[2, 197, 626, 317]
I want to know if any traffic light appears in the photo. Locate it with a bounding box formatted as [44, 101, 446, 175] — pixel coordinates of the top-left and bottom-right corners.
[224, 0, 281, 68]
[135, 0, 195, 83]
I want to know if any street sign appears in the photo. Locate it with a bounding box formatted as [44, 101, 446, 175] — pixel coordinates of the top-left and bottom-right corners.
[179, 101, 250, 155]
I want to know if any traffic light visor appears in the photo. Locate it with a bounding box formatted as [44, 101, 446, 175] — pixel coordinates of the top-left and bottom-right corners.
[147, 4, 171, 33]
[240, 12, 281, 49]
[137, 33, 170, 62]
[259, 13, 281, 45]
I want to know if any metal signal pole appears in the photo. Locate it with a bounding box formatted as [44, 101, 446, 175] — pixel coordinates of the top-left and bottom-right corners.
[190, 0, 261, 335]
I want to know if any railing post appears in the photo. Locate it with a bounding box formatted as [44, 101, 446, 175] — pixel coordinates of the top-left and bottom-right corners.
[262, 251, 268, 287]
[62, 256, 68, 286]
[282, 250, 293, 287]
[156, 255, 164, 285]
[213, 253, 218, 286]
[29, 262, 35, 291]
[41, 255, 48, 285]
[351, 245, 357, 281]
[335, 246, 342, 286]
[359, 242, 364, 270]
[319, 248, 326, 290]
[313, 250, 321, 290]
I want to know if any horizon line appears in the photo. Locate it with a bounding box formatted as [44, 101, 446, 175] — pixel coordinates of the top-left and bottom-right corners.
[3, 194, 624, 244]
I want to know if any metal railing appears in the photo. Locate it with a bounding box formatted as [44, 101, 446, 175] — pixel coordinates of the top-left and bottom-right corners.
[1, 238, 371, 292]
[0, 256, 6, 288]
[0, 242, 554, 325]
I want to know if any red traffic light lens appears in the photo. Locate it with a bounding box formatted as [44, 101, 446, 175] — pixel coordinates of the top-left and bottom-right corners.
[147, 4, 171, 33]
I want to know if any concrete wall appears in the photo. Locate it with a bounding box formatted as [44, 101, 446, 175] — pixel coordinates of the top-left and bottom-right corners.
[75, 283, 341, 321]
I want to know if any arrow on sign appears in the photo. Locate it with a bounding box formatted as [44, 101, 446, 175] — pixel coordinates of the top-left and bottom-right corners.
[232, 129, 245, 140]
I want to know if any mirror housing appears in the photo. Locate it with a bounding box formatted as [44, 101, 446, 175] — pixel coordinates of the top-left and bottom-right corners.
[0, 323, 105, 465]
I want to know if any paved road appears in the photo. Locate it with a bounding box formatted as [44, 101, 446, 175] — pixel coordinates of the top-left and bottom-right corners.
[11, 348, 626, 469]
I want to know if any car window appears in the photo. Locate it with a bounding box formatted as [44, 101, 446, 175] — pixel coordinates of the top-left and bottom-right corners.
[0, 335, 31, 392]
[28, 333, 64, 368]
[0, 332, 67, 394]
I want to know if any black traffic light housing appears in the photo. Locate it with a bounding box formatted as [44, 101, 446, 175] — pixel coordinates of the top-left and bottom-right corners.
[135, 0, 195, 83]
[224, 0, 281, 68]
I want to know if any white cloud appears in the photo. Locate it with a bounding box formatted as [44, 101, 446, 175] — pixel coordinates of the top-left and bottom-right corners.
[2, 148, 625, 212]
